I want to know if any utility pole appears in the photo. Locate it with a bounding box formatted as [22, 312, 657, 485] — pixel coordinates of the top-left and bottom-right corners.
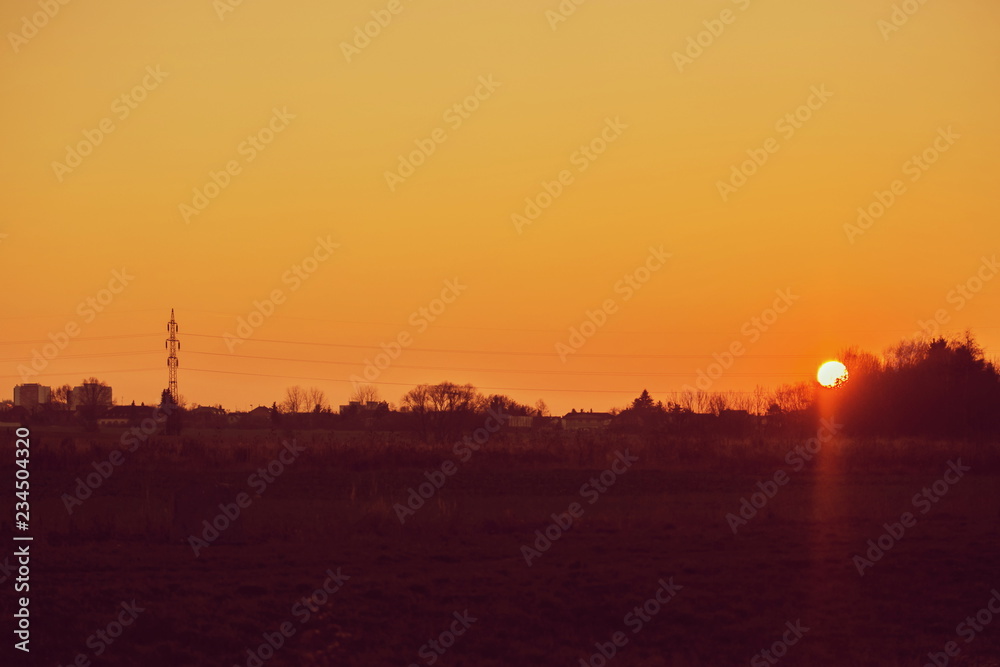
[166, 308, 179, 404]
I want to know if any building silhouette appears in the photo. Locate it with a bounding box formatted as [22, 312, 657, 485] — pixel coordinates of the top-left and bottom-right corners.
[13, 383, 50, 409]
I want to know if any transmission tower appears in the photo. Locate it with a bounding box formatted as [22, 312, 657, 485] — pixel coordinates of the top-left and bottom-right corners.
[166, 308, 180, 404]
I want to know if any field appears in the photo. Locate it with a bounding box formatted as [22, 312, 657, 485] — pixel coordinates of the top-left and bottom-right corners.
[4, 426, 1000, 666]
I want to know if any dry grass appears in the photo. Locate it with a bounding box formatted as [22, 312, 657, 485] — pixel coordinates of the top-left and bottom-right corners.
[8, 427, 1000, 665]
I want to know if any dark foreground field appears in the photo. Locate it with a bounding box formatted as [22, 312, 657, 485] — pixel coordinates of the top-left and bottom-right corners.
[3, 429, 1000, 666]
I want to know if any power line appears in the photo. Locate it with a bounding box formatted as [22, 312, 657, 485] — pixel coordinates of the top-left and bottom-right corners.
[0, 351, 158, 362]
[0, 346, 811, 374]
[0, 333, 161, 346]
[181, 350, 805, 376]
[0, 368, 163, 380]
[94, 307, 1000, 337]
[181, 366, 763, 395]
[0, 364, 774, 395]
[181, 332, 822, 359]
[0, 343, 823, 363]
[0, 310, 164, 320]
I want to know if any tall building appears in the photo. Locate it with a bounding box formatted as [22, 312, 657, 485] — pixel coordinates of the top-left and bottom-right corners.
[69, 383, 113, 410]
[13, 384, 51, 409]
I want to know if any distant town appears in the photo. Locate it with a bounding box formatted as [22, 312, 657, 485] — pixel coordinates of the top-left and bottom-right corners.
[3, 379, 815, 437]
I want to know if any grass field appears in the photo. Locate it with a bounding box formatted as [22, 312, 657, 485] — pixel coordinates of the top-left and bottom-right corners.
[5, 427, 1000, 666]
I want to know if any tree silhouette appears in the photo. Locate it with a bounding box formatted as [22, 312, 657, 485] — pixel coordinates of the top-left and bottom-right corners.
[632, 389, 655, 411]
[305, 387, 327, 413]
[76, 377, 111, 431]
[402, 382, 483, 441]
[160, 388, 182, 435]
[350, 384, 381, 404]
[281, 386, 305, 413]
[484, 394, 532, 417]
[52, 384, 73, 408]
[837, 334, 1000, 438]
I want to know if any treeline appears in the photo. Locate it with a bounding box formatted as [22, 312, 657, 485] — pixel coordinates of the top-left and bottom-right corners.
[612, 334, 1000, 439]
[837, 334, 1000, 438]
[6, 334, 999, 441]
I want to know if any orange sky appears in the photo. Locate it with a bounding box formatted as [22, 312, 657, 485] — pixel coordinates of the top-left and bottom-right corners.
[2, 0, 999, 413]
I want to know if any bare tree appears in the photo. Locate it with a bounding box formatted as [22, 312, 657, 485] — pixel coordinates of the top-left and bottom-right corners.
[350, 384, 380, 404]
[402, 382, 481, 414]
[772, 382, 813, 413]
[727, 390, 758, 413]
[686, 389, 713, 414]
[402, 382, 482, 440]
[841, 346, 883, 379]
[77, 377, 112, 409]
[282, 385, 305, 413]
[305, 387, 328, 413]
[678, 389, 697, 413]
[401, 384, 430, 413]
[52, 384, 73, 406]
[534, 399, 549, 417]
[484, 394, 531, 416]
[707, 392, 729, 416]
[427, 382, 479, 413]
[883, 339, 924, 370]
[749, 385, 770, 416]
[76, 377, 112, 431]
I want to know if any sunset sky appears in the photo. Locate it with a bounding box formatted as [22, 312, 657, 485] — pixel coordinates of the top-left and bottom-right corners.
[2, 0, 998, 413]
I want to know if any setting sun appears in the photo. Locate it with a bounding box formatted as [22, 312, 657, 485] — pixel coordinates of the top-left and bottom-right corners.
[817, 361, 849, 388]
[3, 1, 1000, 664]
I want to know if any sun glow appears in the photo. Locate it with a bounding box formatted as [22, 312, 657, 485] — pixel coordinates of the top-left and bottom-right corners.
[817, 361, 849, 388]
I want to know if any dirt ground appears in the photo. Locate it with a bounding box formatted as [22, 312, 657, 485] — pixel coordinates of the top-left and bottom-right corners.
[4, 433, 1000, 666]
